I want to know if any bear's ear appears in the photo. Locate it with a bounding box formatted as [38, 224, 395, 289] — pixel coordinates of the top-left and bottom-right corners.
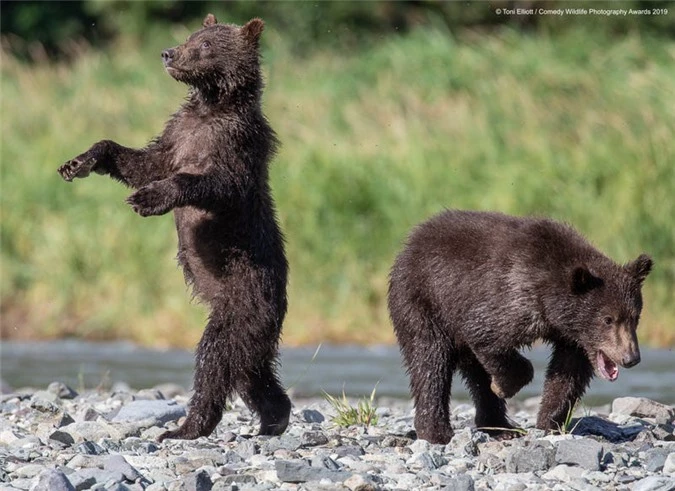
[571, 265, 604, 294]
[203, 13, 218, 28]
[626, 253, 653, 284]
[241, 18, 264, 46]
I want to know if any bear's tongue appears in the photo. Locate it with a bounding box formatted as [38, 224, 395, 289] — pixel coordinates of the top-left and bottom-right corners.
[597, 351, 619, 381]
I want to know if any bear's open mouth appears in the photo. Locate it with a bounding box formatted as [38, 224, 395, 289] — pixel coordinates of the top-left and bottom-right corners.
[596, 350, 619, 381]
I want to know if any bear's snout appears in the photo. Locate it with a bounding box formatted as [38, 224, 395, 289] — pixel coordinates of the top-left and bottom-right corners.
[162, 49, 176, 65]
[622, 351, 641, 368]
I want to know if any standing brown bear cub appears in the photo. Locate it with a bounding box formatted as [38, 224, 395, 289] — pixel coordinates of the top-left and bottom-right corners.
[388, 210, 652, 444]
[58, 14, 291, 441]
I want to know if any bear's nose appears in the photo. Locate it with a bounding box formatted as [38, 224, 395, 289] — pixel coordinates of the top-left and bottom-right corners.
[622, 352, 641, 368]
[161, 49, 175, 64]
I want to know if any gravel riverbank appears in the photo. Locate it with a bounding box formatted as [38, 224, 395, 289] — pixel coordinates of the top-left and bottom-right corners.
[1, 382, 674, 490]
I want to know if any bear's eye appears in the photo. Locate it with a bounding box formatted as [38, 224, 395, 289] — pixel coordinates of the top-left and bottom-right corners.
[603, 316, 614, 326]
[201, 41, 211, 49]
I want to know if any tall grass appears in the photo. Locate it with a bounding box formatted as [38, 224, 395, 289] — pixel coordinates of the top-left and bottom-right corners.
[2, 26, 674, 348]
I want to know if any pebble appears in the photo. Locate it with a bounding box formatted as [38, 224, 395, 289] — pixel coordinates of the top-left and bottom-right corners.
[664, 452, 675, 475]
[612, 397, 675, 424]
[554, 438, 604, 470]
[505, 442, 555, 473]
[111, 399, 187, 426]
[31, 469, 75, 491]
[300, 409, 325, 424]
[1, 384, 674, 490]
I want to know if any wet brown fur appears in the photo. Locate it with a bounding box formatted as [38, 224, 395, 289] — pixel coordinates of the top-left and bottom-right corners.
[57, 15, 291, 441]
[388, 210, 652, 444]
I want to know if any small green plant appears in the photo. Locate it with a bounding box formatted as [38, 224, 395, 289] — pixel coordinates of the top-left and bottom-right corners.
[554, 400, 582, 435]
[476, 426, 528, 437]
[323, 384, 379, 428]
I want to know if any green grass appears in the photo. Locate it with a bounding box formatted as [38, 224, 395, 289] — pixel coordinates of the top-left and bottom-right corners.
[324, 385, 379, 428]
[1, 25, 674, 348]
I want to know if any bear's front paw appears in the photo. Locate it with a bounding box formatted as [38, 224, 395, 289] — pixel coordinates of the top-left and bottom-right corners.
[127, 182, 177, 217]
[58, 156, 96, 182]
[490, 379, 509, 399]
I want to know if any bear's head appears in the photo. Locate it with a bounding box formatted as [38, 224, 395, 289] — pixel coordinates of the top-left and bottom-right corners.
[161, 14, 265, 97]
[568, 253, 652, 382]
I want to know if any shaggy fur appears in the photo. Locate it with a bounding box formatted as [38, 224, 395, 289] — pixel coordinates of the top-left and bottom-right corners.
[58, 14, 291, 441]
[388, 210, 652, 444]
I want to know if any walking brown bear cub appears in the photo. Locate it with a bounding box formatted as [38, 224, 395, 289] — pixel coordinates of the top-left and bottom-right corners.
[388, 210, 652, 444]
[58, 14, 291, 441]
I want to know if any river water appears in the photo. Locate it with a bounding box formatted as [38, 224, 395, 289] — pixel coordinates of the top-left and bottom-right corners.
[1, 340, 673, 406]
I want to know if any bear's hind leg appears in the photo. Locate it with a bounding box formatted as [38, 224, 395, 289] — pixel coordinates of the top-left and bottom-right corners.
[237, 357, 291, 436]
[158, 320, 232, 441]
[405, 338, 457, 444]
[459, 349, 520, 439]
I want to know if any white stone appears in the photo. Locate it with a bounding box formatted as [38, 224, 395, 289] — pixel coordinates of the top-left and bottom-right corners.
[663, 453, 675, 475]
[542, 464, 585, 483]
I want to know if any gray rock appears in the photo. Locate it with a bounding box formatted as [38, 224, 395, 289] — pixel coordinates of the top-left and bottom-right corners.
[631, 476, 675, 491]
[585, 470, 612, 484]
[219, 450, 244, 465]
[59, 421, 117, 442]
[542, 464, 586, 483]
[56, 412, 76, 428]
[300, 409, 325, 423]
[134, 389, 165, 400]
[74, 468, 126, 488]
[220, 474, 257, 485]
[555, 438, 604, 470]
[381, 436, 412, 447]
[301, 431, 328, 447]
[76, 407, 100, 422]
[333, 445, 365, 458]
[652, 424, 675, 441]
[237, 439, 258, 458]
[75, 441, 105, 455]
[104, 455, 144, 482]
[14, 464, 46, 479]
[119, 437, 158, 454]
[644, 448, 671, 472]
[30, 395, 60, 413]
[665, 453, 675, 475]
[275, 459, 351, 483]
[66, 454, 107, 471]
[49, 430, 75, 447]
[99, 438, 122, 453]
[505, 444, 555, 473]
[218, 431, 237, 443]
[617, 473, 639, 484]
[612, 397, 675, 424]
[67, 471, 98, 491]
[443, 474, 474, 491]
[30, 469, 75, 491]
[447, 429, 480, 457]
[112, 400, 186, 425]
[477, 452, 505, 473]
[9, 478, 34, 490]
[152, 383, 187, 399]
[311, 455, 341, 471]
[343, 473, 380, 491]
[407, 451, 447, 470]
[183, 469, 212, 491]
[408, 439, 431, 453]
[48, 382, 78, 400]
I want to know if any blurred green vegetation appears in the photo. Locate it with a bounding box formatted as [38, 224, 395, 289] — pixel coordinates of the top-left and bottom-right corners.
[3, 1, 674, 59]
[1, 4, 674, 348]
